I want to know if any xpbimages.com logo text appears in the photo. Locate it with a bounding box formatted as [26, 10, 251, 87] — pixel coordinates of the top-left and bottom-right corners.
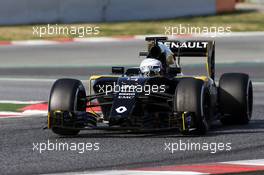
[164, 140, 232, 154]
[32, 24, 100, 38]
[164, 24, 232, 37]
[32, 140, 100, 154]
[96, 82, 166, 95]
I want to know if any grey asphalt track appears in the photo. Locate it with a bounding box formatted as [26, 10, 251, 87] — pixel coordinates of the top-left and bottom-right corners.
[0, 105, 264, 175]
[0, 35, 263, 68]
[0, 65, 263, 102]
[0, 35, 264, 175]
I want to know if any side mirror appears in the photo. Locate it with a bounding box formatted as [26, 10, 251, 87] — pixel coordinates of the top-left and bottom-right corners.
[168, 67, 181, 75]
[112, 67, 124, 74]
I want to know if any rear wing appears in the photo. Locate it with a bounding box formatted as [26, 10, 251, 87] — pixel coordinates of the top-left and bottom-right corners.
[144, 37, 215, 80]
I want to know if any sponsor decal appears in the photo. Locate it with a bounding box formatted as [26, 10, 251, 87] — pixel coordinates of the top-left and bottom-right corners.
[115, 106, 127, 113]
[162, 41, 208, 49]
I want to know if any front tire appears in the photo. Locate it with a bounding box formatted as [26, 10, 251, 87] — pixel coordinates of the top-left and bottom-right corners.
[174, 78, 210, 135]
[49, 78, 86, 135]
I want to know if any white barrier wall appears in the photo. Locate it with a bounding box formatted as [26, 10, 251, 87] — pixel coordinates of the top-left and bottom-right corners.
[0, 0, 216, 25]
[105, 0, 215, 21]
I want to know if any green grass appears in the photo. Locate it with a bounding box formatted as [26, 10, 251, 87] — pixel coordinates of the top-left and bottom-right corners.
[0, 103, 29, 112]
[0, 11, 263, 41]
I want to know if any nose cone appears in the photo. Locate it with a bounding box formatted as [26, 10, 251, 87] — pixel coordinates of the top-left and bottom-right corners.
[109, 77, 146, 125]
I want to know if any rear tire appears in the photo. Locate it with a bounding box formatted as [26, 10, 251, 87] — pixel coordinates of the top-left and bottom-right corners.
[219, 73, 253, 125]
[174, 78, 209, 135]
[49, 78, 86, 135]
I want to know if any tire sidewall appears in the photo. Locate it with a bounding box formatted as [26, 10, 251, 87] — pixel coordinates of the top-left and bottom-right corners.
[49, 78, 86, 135]
[174, 78, 209, 135]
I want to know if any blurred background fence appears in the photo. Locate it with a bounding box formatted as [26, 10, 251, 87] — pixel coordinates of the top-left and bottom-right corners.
[0, 0, 236, 25]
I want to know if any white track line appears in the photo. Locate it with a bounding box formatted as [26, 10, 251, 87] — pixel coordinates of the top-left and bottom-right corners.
[47, 170, 206, 175]
[46, 159, 264, 175]
[0, 78, 56, 82]
[73, 37, 123, 42]
[11, 40, 58, 45]
[22, 110, 47, 115]
[0, 112, 46, 119]
[0, 111, 22, 115]
[222, 159, 264, 166]
[253, 82, 264, 86]
[0, 100, 45, 104]
[0, 77, 89, 83]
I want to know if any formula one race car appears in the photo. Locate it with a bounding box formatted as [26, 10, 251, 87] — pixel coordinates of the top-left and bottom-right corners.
[47, 37, 253, 136]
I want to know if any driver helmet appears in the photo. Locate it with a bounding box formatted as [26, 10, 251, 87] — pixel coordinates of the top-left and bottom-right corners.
[140, 58, 163, 76]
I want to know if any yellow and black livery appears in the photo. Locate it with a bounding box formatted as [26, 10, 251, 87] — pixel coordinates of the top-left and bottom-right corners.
[47, 37, 253, 136]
